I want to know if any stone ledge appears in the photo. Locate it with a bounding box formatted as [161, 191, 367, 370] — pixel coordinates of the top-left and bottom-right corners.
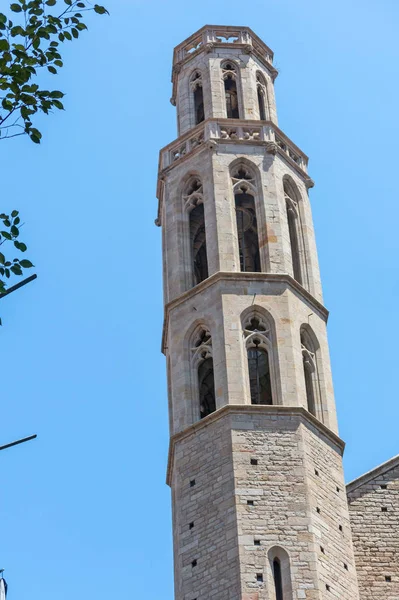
[161, 271, 329, 353]
[166, 404, 345, 486]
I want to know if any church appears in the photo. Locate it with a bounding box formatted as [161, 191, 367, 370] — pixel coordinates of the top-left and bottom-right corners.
[155, 25, 399, 599]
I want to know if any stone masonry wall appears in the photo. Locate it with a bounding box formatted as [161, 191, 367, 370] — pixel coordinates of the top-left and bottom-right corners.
[347, 461, 399, 599]
[171, 414, 241, 600]
[231, 410, 359, 600]
[169, 408, 360, 600]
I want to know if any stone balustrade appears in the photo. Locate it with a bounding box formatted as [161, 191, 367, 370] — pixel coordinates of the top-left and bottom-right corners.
[159, 119, 309, 174]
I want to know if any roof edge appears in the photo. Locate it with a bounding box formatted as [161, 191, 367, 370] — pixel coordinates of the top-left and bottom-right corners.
[347, 453, 399, 495]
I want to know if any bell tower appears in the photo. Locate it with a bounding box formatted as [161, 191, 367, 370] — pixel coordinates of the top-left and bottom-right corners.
[156, 25, 360, 600]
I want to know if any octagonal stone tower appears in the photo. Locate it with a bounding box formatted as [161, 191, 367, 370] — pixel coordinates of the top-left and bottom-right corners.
[156, 25, 360, 600]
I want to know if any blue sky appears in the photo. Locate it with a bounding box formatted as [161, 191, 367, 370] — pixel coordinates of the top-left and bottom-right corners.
[1, 0, 398, 598]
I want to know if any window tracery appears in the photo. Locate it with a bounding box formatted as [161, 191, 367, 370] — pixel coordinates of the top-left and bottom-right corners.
[222, 61, 240, 119]
[190, 70, 205, 125]
[184, 177, 209, 286]
[232, 165, 260, 272]
[256, 72, 267, 121]
[285, 188, 302, 284]
[300, 327, 321, 418]
[191, 327, 216, 419]
[243, 313, 273, 405]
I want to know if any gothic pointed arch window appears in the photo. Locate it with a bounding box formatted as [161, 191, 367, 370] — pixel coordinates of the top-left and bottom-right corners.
[190, 70, 205, 125]
[184, 177, 209, 286]
[300, 326, 322, 419]
[243, 313, 273, 405]
[284, 178, 305, 285]
[256, 72, 267, 121]
[231, 165, 261, 272]
[268, 547, 292, 600]
[222, 61, 240, 119]
[191, 327, 216, 419]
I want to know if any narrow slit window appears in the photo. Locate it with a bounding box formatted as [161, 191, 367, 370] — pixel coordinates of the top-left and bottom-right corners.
[257, 86, 266, 120]
[273, 558, 284, 600]
[235, 193, 260, 272]
[190, 71, 205, 125]
[248, 345, 272, 405]
[190, 203, 209, 285]
[194, 85, 204, 125]
[286, 199, 302, 284]
[222, 62, 240, 119]
[198, 356, 215, 419]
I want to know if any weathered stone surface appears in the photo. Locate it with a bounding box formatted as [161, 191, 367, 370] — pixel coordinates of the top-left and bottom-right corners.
[347, 456, 399, 599]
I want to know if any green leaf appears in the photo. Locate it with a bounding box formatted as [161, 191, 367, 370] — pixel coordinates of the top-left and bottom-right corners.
[3, 219, 10, 227]
[46, 0, 57, 5]
[94, 5, 108, 14]
[10, 3, 22, 12]
[48, 65, 57, 74]
[11, 210, 19, 218]
[14, 241, 27, 252]
[0, 253, 5, 265]
[1, 231, 11, 240]
[52, 100, 64, 110]
[50, 90, 64, 98]
[13, 216, 20, 225]
[0, 39, 10, 51]
[11, 225, 19, 236]
[19, 259, 34, 268]
[11, 264, 22, 276]
[30, 133, 41, 144]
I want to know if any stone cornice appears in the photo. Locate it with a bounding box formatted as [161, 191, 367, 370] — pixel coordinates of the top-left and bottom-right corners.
[346, 453, 399, 496]
[155, 119, 313, 226]
[166, 404, 345, 486]
[161, 271, 329, 354]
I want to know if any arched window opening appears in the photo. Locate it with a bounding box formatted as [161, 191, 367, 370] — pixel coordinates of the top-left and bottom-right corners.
[256, 73, 267, 121]
[248, 345, 272, 405]
[191, 327, 216, 420]
[190, 203, 208, 284]
[273, 558, 284, 600]
[285, 194, 302, 284]
[243, 313, 274, 405]
[235, 193, 260, 272]
[231, 164, 260, 272]
[222, 62, 239, 119]
[184, 177, 209, 287]
[301, 327, 321, 419]
[190, 71, 204, 125]
[257, 87, 266, 120]
[198, 357, 215, 418]
[268, 547, 292, 600]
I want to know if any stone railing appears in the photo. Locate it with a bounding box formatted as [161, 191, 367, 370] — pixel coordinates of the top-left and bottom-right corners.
[159, 119, 308, 173]
[174, 26, 274, 65]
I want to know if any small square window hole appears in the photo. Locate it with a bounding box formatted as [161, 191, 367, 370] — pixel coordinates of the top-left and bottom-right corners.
[250, 458, 258, 466]
[189, 522, 194, 530]
[382, 507, 388, 512]
[256, 573, 263, 583]
[326, 584, 331, 591]
[191, 559, 197, 568]
[247, 500, 254, 506]
[254, 539, 261, 546]
[344, 563, 348, 571]
[385, 576, 392, 582]
[190, 479, 196, 488]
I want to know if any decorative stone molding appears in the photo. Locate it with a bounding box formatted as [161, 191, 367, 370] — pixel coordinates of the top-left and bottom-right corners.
[305, 177, 315, 189]
[243, 44, 253, 55]
[205, 42, 214, 53]
[170, 96, 176, 106]
[264, 141, 278, 154]
[166, 404, 345, 486]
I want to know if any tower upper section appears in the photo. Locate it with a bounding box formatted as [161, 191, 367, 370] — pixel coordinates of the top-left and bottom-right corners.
[171, 25, 279, 136]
